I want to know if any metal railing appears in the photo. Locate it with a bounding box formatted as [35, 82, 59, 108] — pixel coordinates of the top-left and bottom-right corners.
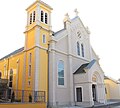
[0, 89, 45, 103]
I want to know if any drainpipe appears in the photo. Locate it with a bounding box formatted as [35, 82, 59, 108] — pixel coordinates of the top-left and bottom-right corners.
[47, 43, 50, 107]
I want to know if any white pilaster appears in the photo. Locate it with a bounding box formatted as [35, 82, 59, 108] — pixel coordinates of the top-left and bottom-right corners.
[66, 18, 74, 105]
[34, 26, 40, 91]
[36, 4, 41, 25]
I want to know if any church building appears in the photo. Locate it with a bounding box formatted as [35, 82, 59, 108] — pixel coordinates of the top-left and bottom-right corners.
[0, 0, 117, 107]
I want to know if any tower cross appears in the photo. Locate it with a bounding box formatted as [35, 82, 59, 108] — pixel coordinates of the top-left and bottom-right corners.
[74, 8, 79, 16]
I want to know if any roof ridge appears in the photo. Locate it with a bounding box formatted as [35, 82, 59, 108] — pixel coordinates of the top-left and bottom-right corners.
[0, 47, 24, 61]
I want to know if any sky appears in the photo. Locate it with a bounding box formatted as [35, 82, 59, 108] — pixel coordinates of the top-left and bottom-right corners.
[0, 0, 120, 80]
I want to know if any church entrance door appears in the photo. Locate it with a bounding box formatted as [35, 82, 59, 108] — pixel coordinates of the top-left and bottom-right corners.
[92, 84, 97, 101]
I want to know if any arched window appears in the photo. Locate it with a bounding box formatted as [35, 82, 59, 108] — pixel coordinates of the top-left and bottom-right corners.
[81, 44, 84, 57]
[45, 13, 48, 24]
[41, 11, 44, 22]
[58, 60, 64, 86]
[33, 11, 36, 22]
[77, 42, 80, 56]
[30, 13, 32, 24]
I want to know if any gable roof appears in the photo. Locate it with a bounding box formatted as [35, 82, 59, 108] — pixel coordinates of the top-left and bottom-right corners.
[54, 29, 66, 36]
[0, 47, 24, 61]
[74, 59, 96, 74]
[104, 76, 120, 84]
[74, 63, 89, 74]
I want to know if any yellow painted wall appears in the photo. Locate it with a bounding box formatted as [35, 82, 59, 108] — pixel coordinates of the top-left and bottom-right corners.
[0, 52, 24, 90]
[39, 49, 48, 102]
[0, 59, 8, 79]
[0, 0, 52, 104]
[24, 49, 35, 91]
[26, 29, 35, 49]
[104, 79, 120, 100]
[0, 103, 46, 108]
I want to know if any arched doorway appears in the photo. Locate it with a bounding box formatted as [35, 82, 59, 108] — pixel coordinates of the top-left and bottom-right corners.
[92, 72, 102, 102]
[92, 74, 97, 101]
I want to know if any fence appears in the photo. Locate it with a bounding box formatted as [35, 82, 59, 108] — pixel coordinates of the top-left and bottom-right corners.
[0, 89, 45, 103]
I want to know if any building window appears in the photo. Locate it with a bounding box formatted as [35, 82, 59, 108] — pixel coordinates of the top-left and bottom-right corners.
[41, 11, 44, 22]
[77, 42, 80, 56]
[29, 65, 31, 77]
[29, 53, 32, 63]
[33, 11, 36, 22]
[42, 35, 46, 43]
[30, 13, 32, 24]
[58, 60, 64, 86]
[0, 72, 2, 79]
[9, 69, 13, 88]
[81, 44, 84, 57]
[45, 13, 48, 24]
[105, 88, 107, 94]
[28, 81, 31, 86]
[4, 65, 7, 77]
[76, 87, 82, 102]
[28, 53, 32, 77]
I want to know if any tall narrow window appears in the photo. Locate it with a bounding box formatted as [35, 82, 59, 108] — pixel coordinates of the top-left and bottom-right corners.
[29, 53, 32, 63]
[81, 44, 84, 57]
[77, 42, 80, 56]
[58, 60, 64, 86]
[76, 87, 82, 102]
[9, 69, 13, 88]
[29, 53, 32, 77]
[29, 65, 31, 77]
[30, 13, 32, 24]
[41, 11, 44, 22]
[42, 35, 46, 43]
[33, 11, 36, 22]
[45, 13, 48, 24]
[4, 65, 7, 77]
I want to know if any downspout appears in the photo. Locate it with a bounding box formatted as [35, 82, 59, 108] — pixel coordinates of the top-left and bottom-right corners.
[47, 43, 50, 107]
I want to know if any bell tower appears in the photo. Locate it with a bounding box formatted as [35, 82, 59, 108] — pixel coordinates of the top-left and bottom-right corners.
[23, 0, 53, 102]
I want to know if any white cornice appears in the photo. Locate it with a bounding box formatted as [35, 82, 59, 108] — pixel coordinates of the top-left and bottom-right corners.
[50, 48, 90, 62]
[24, 24, 52, 33]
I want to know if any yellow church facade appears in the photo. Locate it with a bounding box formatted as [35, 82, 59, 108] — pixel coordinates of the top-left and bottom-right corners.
[0, 0, 52, 102]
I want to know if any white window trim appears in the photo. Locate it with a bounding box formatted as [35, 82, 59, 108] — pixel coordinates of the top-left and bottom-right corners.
[42, 35, 46, 44]
[41, 10, 44, 23]
[81, 43, 85, 58]
[28, 80, 31, 87]
[4, 64, 7, 78]
[33, 11, 36, 22]
[44, 12, 49, 25]
[29, 13, 33, 25]
[77, 41, 80, 56]
[75, 86, 84, 102]
[57, 60, 66, 88]
[28, 53, 32, 77]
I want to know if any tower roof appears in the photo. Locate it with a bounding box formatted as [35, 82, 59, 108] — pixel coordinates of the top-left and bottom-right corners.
[26, 0, 53, 11]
